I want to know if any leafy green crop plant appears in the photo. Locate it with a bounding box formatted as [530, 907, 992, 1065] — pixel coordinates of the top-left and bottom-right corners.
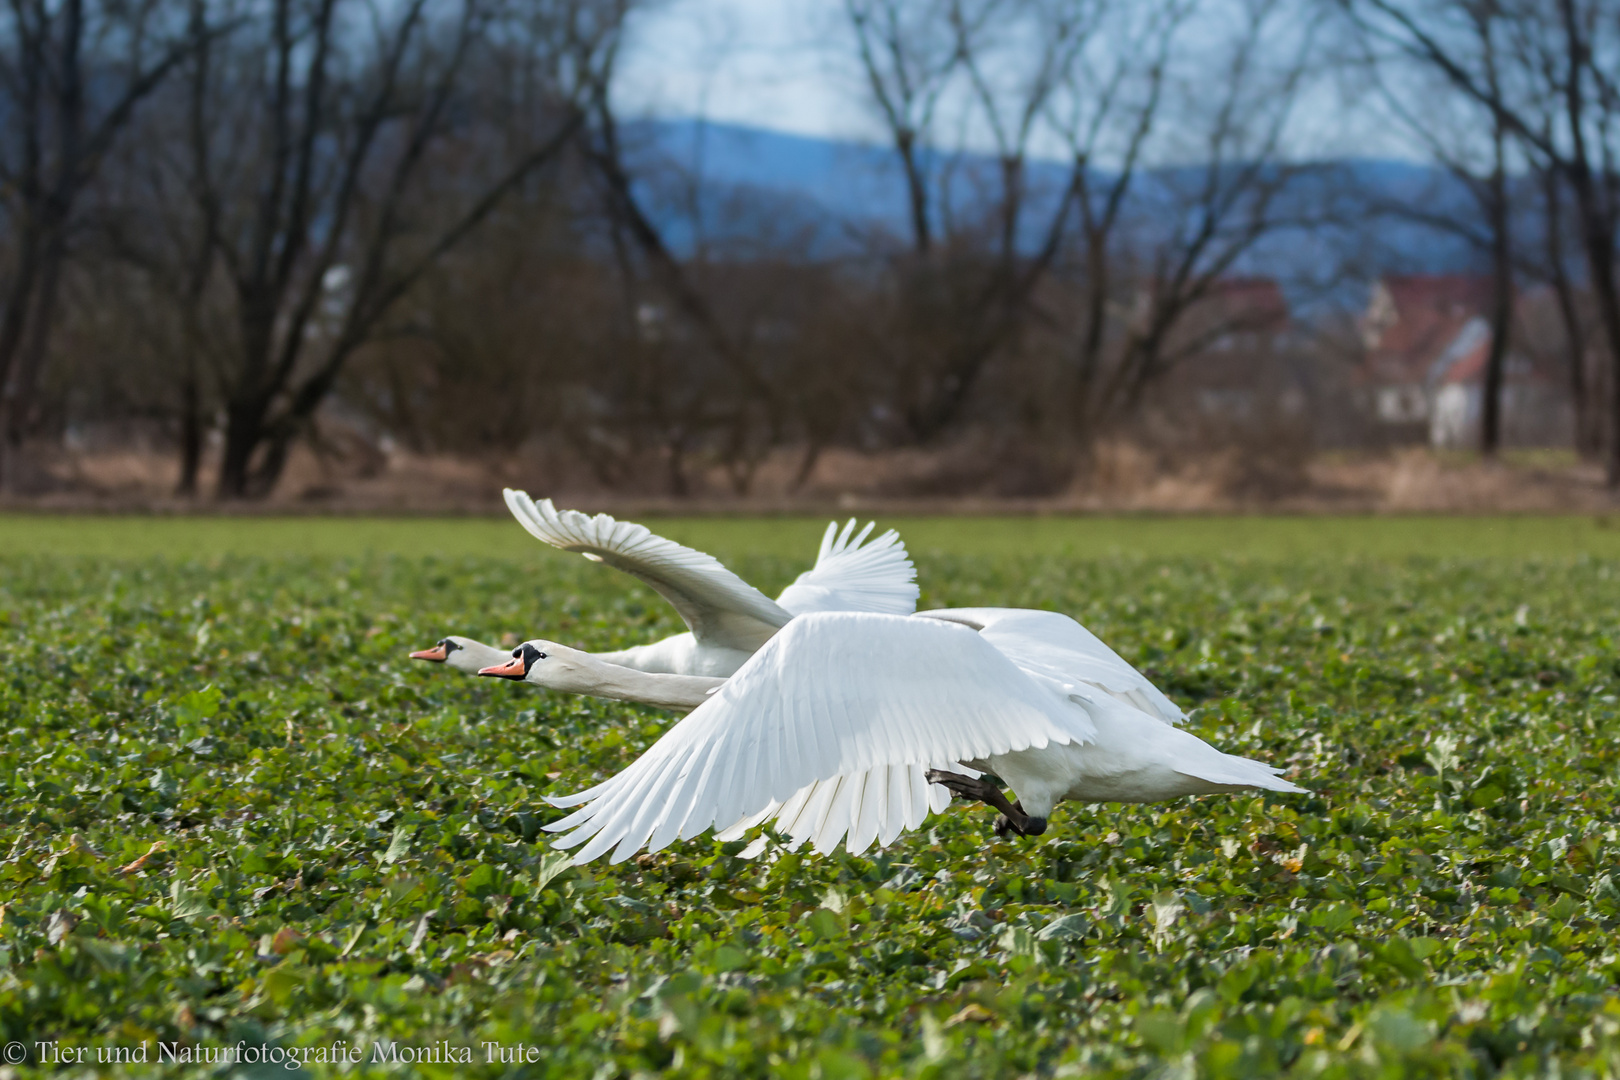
[0, 538, 1615, 1078]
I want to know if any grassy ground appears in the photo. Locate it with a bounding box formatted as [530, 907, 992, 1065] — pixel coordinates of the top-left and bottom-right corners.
[1, 516, 1618, 1076]
[3, 512, 1620, 561]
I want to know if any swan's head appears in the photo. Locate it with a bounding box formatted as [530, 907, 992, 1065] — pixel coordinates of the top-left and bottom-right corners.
[409, 635, 496, 675]
[478, 639, 598, 693]
[409, 637, 464, 663]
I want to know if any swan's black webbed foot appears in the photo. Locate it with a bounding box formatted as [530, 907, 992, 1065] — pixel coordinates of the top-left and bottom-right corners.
[926, 770, 1046, 838]
[993, 803, 1048, 838]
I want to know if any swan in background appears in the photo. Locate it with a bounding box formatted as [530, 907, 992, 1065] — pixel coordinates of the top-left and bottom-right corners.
[409, 636, 512, 674]
[540, 608, 1304, 865]
[412, 492, 919, 679]
[477, 641, 725, 713]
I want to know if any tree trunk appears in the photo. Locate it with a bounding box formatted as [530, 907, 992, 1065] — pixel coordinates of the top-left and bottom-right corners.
[1554, 2, 1620, 485]
[1538, 165, 1591, 457]
[1479, 284, 1510, 459]
[1073, 225, 1111, 424]
[1556, 292, 1591, 457]
[789, 439, 823, 492]
[176, 371, 202, 495]
[896, 130, 931, 256]
[0, 228, 43, 441]
[4, 239, 66, 437]
[666, 435, 688, 497]
[215, 289, 279, 498]
[0, 0, 82, 491]
[217, 398, 268, 498]
[250, 430, 294, 496]
[0, 222, 68, 488]
[1580, 221, 1620, 486]
[1480, 133, 1511, 458]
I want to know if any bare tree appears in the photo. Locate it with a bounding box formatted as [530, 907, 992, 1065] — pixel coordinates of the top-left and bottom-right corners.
[1340, 0, 1517, 457]
[845, 0, 965, 256]
[0, 0, 202, 487]
[1345, 0, 1620, 482]
[1045, 0, 1185, 426]
[1533, 160, 1598, 456]
[574, 63, 790, 495]
[843, 0, 1099, 444]
[82, 0, 235, 494]
[1049, 0, 1322, 446]
[159, 0, 622, 498]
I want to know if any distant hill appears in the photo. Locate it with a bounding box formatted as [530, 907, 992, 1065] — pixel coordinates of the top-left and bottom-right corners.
[619, 118, 1513, 309]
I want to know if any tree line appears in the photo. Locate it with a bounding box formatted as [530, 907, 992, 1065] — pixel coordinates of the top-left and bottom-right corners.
[1, 0, 1615, 499]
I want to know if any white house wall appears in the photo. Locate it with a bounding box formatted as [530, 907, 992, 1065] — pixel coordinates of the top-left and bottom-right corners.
[1430, 384, 1477, 448]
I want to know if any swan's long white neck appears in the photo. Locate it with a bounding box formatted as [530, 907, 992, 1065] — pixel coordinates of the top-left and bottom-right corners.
[442, 638, 513, 675]
[526, 645, 724, 711]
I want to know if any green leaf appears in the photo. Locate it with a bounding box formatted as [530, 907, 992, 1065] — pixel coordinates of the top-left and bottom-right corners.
[173, 684, 223, 724]
[381, 824, 412, 865]
[710, 945, 748, 972]
[536, 850, 575, 891]
[1036, 913, 1090, 941]
[169, 879, 212, 921]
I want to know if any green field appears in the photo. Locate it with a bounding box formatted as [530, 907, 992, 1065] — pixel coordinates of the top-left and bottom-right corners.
[3, 511, 1620, 561]
[1, 515, 1618, 1077]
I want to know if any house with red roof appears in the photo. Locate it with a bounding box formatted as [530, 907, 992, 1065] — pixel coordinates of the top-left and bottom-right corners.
[1359, 274, 1572, 448]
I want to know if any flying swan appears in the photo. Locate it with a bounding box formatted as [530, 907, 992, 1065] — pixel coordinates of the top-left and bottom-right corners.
[513, 607, 1304, 865]
[410, 490, 919, 678]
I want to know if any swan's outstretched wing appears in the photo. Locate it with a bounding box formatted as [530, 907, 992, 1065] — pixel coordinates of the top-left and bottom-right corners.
[712, 762, 960, 857]
[916, 608, 1186, 723]
[504, 490, 790, 653]
[775, 520, 919, 616]
[543, 612, 1096, 865]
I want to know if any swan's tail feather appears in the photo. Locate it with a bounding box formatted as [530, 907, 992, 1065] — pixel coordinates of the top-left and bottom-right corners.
[1179, 753, 1307, 794]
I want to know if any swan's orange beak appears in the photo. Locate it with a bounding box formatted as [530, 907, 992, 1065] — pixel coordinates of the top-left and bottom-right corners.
[409, 644, 449, 662]
[479, 657, 526, 679]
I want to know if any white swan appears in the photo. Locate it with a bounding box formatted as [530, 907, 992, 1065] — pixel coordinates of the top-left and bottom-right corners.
[411, 492, 917, 678]
[537, 608, 1305, 865]
[477, 641, 725, 712]
[409, 636, 512, 674]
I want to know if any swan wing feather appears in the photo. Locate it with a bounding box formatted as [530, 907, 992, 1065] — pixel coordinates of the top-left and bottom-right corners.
[775, 519, 920, 616]
[918, 607, 1186, 724]
[504, 489, 791, 653]
[544, 611, 1094, 864]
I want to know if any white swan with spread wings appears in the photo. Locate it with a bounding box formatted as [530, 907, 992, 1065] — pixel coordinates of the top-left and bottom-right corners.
[526, 608, 1303, 865]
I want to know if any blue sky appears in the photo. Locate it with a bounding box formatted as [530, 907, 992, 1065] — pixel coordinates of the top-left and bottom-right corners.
[615, 0, 883, 144]
[612, 0, 1431, 164]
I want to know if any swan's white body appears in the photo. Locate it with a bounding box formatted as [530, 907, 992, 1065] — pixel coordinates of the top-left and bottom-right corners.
[590, 631, 741, 679]
[542, 608, 1303, 865]
[418, 493, 920, 678]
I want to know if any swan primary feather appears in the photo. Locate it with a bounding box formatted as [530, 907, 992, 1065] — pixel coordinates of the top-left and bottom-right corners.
[542, 610, 1304, 865]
